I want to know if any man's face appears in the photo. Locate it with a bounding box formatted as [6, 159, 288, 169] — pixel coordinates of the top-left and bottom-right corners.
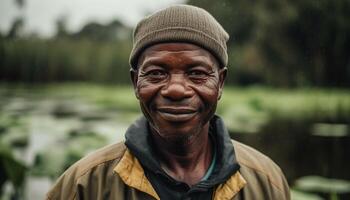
[131, 43, 226, 142]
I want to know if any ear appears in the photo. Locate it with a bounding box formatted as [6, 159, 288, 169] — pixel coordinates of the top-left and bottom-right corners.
[130, 68, 140, 99]
[218, 67, 227, 100]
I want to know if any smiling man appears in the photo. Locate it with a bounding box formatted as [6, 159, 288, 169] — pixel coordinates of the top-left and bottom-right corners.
[47, 5, 290, 200]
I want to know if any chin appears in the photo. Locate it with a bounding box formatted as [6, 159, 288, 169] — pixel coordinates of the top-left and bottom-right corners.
[159, 131, 196, 144]
[152, 122, 203, 142]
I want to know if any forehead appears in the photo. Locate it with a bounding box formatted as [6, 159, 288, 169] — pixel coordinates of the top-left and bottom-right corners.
[137, 43, 218, 67]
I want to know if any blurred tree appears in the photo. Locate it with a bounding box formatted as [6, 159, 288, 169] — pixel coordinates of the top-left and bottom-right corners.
[6, 17, 24, 39]
[14, 0, 25, 9]
[287, 0, 350, 87]
[187, 0, 350, 87]
[69, 19, 131, 41]
[55, 15, 69, 38]
[2, 0, 349, 87]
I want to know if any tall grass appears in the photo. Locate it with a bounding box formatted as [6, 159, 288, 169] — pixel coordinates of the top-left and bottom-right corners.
[0, 38, 132, 83]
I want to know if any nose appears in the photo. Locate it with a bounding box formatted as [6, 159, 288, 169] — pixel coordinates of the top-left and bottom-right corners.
[160, 74, 193, 101]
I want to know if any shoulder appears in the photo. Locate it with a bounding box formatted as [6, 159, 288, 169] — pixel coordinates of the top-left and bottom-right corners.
[232, 140, 290, 198]
[71, 141, 127, 173]
[46, 142, 127, 200]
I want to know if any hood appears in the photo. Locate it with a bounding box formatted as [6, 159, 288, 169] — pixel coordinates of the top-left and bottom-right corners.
[124, 115, 240, 186]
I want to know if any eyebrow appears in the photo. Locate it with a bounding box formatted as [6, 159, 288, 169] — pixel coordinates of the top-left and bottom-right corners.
[140, 58, 167, 69]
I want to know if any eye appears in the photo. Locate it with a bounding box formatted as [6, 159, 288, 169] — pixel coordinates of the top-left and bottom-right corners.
[149, 70, 165, 76]
[188, 70, 208, 78]
[145, 69, 167, 80]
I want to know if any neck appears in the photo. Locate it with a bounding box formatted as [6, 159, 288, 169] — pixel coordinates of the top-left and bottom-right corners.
[151, 123, 213, 186]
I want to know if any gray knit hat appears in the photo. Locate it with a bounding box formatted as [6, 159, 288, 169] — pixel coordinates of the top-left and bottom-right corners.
[129, 4, 229, 69]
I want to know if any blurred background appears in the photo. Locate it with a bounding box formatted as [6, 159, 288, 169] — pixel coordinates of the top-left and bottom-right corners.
[0, 0, 349, 199]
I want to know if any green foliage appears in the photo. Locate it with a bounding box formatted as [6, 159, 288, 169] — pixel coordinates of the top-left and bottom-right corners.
[0, 144, 26, 196]
[5, 83, 348, 134]
[218, 86, 350, 133]
[0, 37, 132, 84]
[293, 176, 350, 200]
[32, 130, 107, 178]
[1, 0, 350, 87]
[187, 0, 350, 87]
[42, 83, 140, 113]
[311, 123, 348, 137]
[291, 189, 324, 200]
[295, 176, 350, 194]
[225, 87, 349, 118]
[0, 111, 28, 197]
[0, 115, 21, 135]
[0, 83, 349, 198]
[0, 17, 133, 84]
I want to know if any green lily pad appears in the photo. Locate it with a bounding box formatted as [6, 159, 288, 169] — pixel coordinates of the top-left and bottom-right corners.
[32, 131, 107, 178]
[1, 127, 29, 148]
[295, 176, 350, 194]
[0, 144, 27, 188]
[311, 123, 348, 137]
[291, 189, 324, 200]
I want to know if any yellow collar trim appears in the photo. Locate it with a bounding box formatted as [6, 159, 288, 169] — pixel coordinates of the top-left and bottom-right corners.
[114, 148, 246, 200]
[114, 149, 160, 200]
[213, 171, 247, 200]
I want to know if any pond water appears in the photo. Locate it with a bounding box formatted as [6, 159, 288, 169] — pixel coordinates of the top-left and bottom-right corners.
[0, 93, 136, 199]
[1, 87, 349, 200]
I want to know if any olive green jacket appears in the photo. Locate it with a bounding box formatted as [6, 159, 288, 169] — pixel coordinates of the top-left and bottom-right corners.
[46, 140, 290, 200]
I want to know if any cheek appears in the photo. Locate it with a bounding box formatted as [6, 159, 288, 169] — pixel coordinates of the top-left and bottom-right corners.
[136, 78, 163, 105]
[136, 79, 165, 129]
[192, 77, 221, 105]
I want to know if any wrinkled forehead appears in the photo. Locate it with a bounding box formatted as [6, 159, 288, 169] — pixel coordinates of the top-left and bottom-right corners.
[136, 42, 220, 69]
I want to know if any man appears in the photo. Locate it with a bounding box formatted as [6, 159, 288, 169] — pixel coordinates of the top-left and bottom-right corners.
[47, 5, 290, 200]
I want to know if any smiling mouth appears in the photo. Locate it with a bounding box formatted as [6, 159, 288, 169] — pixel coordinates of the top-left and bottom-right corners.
[157, 107, 197, 122]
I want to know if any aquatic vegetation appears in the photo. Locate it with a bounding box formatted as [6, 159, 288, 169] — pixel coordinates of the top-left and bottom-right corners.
[0, 83, 349, 199]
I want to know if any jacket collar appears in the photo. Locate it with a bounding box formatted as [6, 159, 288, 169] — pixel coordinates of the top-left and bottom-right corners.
[115, 115, 246, 199]
[124, 116, 160, 172]
[114, 148, 160, 200]
[114, 147, 246, 200]
[207, 115, 241, 185]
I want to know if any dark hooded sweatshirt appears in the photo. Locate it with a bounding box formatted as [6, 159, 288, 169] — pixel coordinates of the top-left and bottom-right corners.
[125, 115, 240, 200]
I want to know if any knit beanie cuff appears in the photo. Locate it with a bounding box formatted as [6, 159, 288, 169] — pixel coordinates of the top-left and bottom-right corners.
[130, 27, 228, 69]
